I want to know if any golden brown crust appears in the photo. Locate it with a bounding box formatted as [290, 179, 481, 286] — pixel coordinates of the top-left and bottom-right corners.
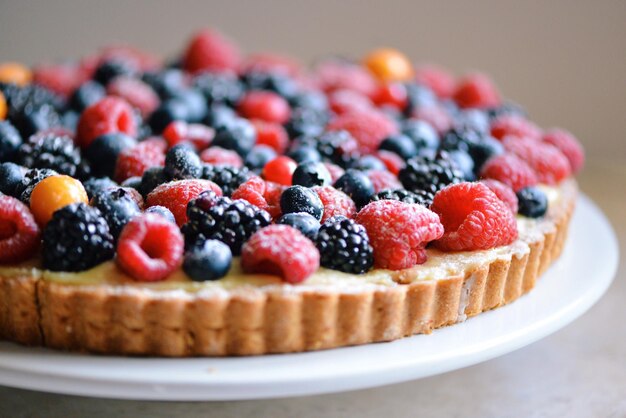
[0, 180, 578, 356]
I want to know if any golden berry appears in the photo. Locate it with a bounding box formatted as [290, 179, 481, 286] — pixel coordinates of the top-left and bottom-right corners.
[30, 175, 88, 226]
[0, 62, 33, 86]
[363, 48, 413, 82]
[0, 91, 6, 121]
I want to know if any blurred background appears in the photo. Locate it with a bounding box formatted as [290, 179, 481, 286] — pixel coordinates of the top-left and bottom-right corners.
[0, 0, 624, 160]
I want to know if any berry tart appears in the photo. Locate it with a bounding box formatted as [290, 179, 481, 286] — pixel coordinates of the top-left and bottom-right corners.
[0, 30, 584, 356]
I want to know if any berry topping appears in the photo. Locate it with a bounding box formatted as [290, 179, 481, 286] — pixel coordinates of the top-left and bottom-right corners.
[164, 144, 202, 180]
[201, 164, 251, 196]
[183, 29, 242, 74]
[200, 146, 244, 168]
[76, 97, 137, 149]
[356, 200, 444, 270]
[182, 193, 271, 255]
[430, 182, 518, 251]
[541, 128, 585, 174]
[276, 212, 320, 240]
[0, 195, 40, 264]
[292, 161, 332, 188]
[479, 153, 538, 192]
[262, 155, 297, 186]
[280, 185, 324, 221]
[237, 91, 291, 124]
[241, 225, 320, 284]
[503, 136, 571, 185]
[90, 187, 141, 239]
[30, 175, 89, 226]
[516, 186, 548, 218]
[453, 73, 501, 109]
[42, 203, 115, 272]
[183, 239, 232, 281]
[146, 179, 222, 226]
[334, 169, 375, 209]
[114, 138, 166, 182]
[316, 216, 374, 274]
[479, 179, 519, 214]
[363, 48, 414, 82]
[313, 185, 357, 222]
[116, 214, 184, 282]
[327, 109, 398, 154]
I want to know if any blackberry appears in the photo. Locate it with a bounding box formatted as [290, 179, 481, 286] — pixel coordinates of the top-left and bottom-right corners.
[516, 187, 548, 218]
[16, 133, 89, 178]
[440, 128, 482, 153]
[83, 177, 119, 200]
[212, 118, 256, 156]
[399, 153, 464, 197]
[0, 162, 26, 196]
[296, 130, 357, 168]
[315, 216, 373, 274]
[201, 164, 251, 196]
[42, 203, 115, 272]
[14, 168, 58, 204]
[164, 144, 202, 180]
[0, 82, 64, 121]
[192, 72, 243, 106]
[12, 103, 62, 139]
[90, 187, 141, 239]
[284, 107, 327, 139]
[182, 193, 271, 255]
[0, 120, 22, 161]
[371, 188, 433, 207]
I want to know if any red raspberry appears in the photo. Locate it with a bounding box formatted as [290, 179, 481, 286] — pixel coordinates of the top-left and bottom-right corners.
[76, 97, 137, 149]
[200, 146, 243, 167]
[241, 225, 320, 284]
[146, 179, 222, 227]
[232, 176, 284, 219]
[262, 156, 297, 186]
[313, 60, 378, 96]
[0, 195, 40, 263]
[502, 136, 571, 185]
[371, 82, 408, 110]
[323, 163, 345, 183]
[251, 119, 289, 153]
[116, 214, 184, 282]
[490, 114, 542, 141]
[114, 138, 166, 182]
[376, 150, 405, 175]
[479, 179, 518, 214]
[479, 153, 538, 192]
[356, 200, 444, 270]
[412, 105, 453, 135]
[453, 73, 501, 109]
[33, 63, 86, 97]
[237, 91, 291, 124]
[242, 53, 302, 77]
[106, 76, 159, 117]
[314, 186, 357, 223]
[368, 169, 402, 193]
[163, 121, 215, 150]
[430, 182, 518, 251]
[414, 64, 455, 99]
[328, 89, 373, 115]
[542, 128, 585, 174]
[183, 29, 241, 74]
[327, 109, 398, 154]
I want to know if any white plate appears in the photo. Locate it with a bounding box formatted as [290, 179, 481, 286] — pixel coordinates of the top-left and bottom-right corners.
[0, 195, 618, 401]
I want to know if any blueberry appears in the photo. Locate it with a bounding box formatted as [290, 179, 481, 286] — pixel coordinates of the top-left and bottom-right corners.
[468, 136, 504, 173]
[61, 110, 80, 132]
[169, 89, 208, 123]
[148, 100, 191, 134]
[448, 150, 475, 181]
[83, 177, 119, 200]
[90, 188, 141, 239]
[280, 185, 324, 221]
[0, 121, 22, 161]
[402, 119, 439, 151]
[212, 118, 256, 156]
[245, 145, 277, 172]
[193, 72, 243, 106]
[85, 132, 137, 178]
[69, 81, 106, 112]
[142, 69, 187, 99]
[0, 162, 26, 196]
[352, 155, 387, 172]
[145, 205, 176, 224]
[183, 239, 232, 281]
[93, 59, 137, 86]
[289, 91, 328, 113]
[287, 144, 322, 164]
[139, 166, 168, 196]
[241, 71, 298, 100]
[292, 161, 331, 187]
[277, 212, 321, 240]
[379, 134, 418, 160]
[285, 107, 327, 139]
[164, 144, 202, 180]
[121, 176, 142, 190]
[455, 109, 490, 134]
[334, 169, 375, 208]
[404, 83, 437, 113]
[204, 104, 238, 130]
[516, 187, 548, 218]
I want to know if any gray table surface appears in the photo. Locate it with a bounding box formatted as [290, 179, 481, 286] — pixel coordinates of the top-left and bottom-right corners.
[1, 159, 624, 418]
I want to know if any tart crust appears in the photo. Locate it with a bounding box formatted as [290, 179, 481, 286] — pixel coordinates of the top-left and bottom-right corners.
[0, 180, 577, 356]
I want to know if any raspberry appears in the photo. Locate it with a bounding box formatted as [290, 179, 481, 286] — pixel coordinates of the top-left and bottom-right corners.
[116, 214, 184, 282]
[328, 89, 374, 115]
[146, 179, 222, 226]
[262, 155, 297, 186]
[241, 225, 320, 284]
[313, 185, 357, 222]
[414, 64, 455, 99]
[479, 153, 538, 191]
[430, 182, 518, 251]
[541, 128, 585, 174]
[33, 63, 86, 97]
[371, 82, 408, 110]
[502, 136, 571, 185]
[376, 150, 405, 175]
[183, 29, 242, 74]
[0, 195, 40, 263]
[251, 119, 289, 153]
[232, 176, 284, 219]
[106, 76, 159, 117]
[237, 91, 291, 124]
[163, 121, 215, 150]
[368, 169, 402, 193]
[242, 53, 302, 77]
[327, 109, 398, 154]
[479, 179, 518, 214]
[323, 162, 345, 183]
[453, 73, 501, 109]
[356, 199, 444, 270]
[490, 114, 542, 141]
[313, 59, 378, 96]
[200, 146, 243, 168]
[412, 105, 453, 135]
[114, 138, 166, 182]
[76, 97, 137, 149]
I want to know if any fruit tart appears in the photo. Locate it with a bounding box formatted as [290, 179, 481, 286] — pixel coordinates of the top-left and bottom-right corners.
[0, 29, 584, 356]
